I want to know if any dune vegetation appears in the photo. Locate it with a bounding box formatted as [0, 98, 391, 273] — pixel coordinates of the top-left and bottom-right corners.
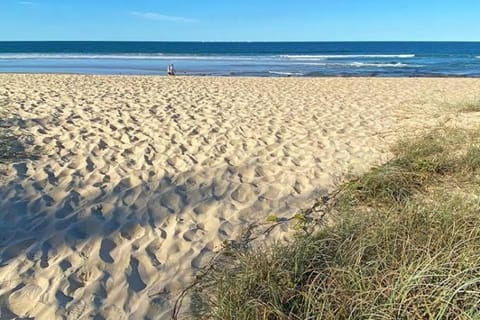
[0, 112, 32, 165]
[458, 99, 480, 113]
[191, 126, 480, 320]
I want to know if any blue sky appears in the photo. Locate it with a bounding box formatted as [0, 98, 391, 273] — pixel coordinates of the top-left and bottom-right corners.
[1, 0, 480, 41]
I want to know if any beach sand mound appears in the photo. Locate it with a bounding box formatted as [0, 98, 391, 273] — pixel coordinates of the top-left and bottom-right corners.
[0, 75, 476, 319]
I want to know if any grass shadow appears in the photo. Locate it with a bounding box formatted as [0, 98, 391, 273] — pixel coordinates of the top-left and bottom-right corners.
[0, 116, 42, 165]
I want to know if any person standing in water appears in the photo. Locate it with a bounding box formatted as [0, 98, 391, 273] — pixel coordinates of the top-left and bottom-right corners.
[167, 64, 176, 76]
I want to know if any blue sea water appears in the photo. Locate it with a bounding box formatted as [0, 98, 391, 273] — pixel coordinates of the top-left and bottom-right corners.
[1, 41, 480, 77]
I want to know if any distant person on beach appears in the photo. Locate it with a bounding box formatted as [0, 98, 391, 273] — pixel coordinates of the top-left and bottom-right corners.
[167, 64, 176, 76]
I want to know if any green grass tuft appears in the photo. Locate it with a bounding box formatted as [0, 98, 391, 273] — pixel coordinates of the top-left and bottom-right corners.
[461, 147, 480, 172]
[339, 129, 457, 207]
[455, 99, 480, 113]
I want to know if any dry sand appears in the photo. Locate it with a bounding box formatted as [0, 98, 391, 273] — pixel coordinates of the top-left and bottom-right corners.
[0, 74, 479, 319]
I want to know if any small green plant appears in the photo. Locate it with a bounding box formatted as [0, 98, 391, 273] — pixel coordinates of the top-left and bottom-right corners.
[292, 213, 306, 222]
[266, 215, 279, 223]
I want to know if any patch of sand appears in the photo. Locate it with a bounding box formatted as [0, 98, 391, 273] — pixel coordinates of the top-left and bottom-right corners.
[0, 75, 478, 319]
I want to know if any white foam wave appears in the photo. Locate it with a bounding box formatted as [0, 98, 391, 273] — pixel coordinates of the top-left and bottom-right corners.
[350, 62, 410, 67]
[0, 53, 262, 61]
[0, 54, 164, 60]
[280, 54, 415, 60]
[0, 53, 417, 61]
[268, 71, 304, 76]
[297, 62, 423, 68]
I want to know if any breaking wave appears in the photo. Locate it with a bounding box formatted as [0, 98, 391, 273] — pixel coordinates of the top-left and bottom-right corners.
[279, 54, 415, 60]
[268, 71, 304, 76]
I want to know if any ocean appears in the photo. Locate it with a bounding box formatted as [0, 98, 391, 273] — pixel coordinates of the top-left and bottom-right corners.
[1, 41, 480, 77]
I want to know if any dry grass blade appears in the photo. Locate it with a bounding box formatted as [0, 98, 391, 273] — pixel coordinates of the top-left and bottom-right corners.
[458, 99, 480, 113]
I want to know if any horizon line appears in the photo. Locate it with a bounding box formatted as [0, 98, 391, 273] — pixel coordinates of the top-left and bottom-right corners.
[1, 40, 480, 43]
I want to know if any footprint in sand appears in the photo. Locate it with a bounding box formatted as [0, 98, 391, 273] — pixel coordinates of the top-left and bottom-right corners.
[99, 238, 117, 264]
[191, 246, 215, 269]
[43, 165, 59, 186]
[54, 197, 78, 220]
[98, 139, 108, 150]
[120, 220, 145, 240]
[145, 241, 163, 268]
[86, 156, 96, 172]
[55, 290, 74, 309]
[160, 190, 183, 214]
[68, 217, 101, 240]
[127, 257, 147, 292]
[66, 274, 85, 295]
[13, 163, 28, 179]
[66, 300, 87, 319]
[40, 241, 51, 268]
[231, 183, 255, 203]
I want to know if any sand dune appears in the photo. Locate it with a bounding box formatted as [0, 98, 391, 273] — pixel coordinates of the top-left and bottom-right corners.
[0, 75, 478, 319]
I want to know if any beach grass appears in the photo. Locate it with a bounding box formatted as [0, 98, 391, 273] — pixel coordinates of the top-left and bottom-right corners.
[192, 126, 480, 320]
[0, 109, 36, 164]
[0, 129, 27, 164]
[457, 99, 480, 113]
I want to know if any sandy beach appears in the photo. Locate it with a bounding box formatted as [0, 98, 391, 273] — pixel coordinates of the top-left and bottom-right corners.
[0, 74, 478, 319]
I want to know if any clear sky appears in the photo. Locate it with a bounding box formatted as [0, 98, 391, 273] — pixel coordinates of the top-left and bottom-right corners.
[1, 0, 480, 41]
